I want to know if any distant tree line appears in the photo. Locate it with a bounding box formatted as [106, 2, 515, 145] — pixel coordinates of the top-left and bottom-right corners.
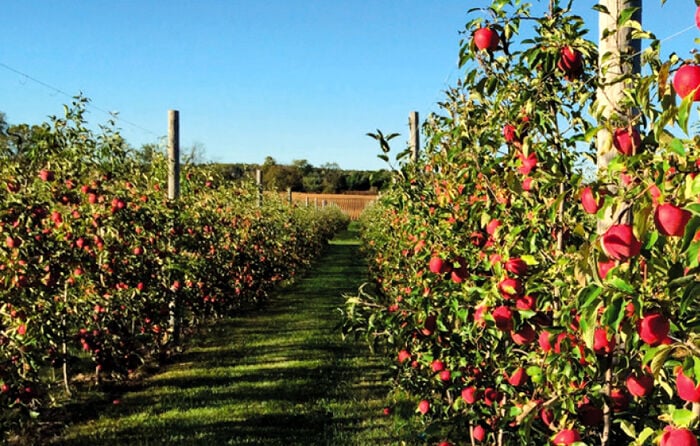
[208, 157, 390, 194]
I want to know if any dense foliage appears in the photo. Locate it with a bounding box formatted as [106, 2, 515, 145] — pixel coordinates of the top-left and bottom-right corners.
[346, 2, 700, 445]
[0, 97, 348, 433]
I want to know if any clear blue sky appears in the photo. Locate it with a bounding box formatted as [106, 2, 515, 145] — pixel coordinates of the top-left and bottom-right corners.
[0, 1, 696, 170]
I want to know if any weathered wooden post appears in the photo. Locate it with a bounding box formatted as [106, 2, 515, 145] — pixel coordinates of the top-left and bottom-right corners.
[596, 2, 641, 444]
[256, 169, 263, 207]
[287, 187, 292, 205]
[409, 111, 420, 163]
[596, 0, 641, 232]
[167, 109, 181, 346]
[168, 110, 180, 201]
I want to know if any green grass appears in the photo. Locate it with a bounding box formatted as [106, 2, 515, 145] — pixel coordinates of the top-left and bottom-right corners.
[44, 226, 424, 446]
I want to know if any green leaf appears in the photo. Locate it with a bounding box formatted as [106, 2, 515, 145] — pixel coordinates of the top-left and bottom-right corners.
[678, 90, 695, 134]
[617, 7, 640, 26]
[681, 216, 700, 253]
[608, 277, 635, 294]
[680, 282, 700, 317]
[650, 345, 672, 376]
[637, 427, 656, 445]
[669, 138, 686, 156]
[671, 408, 695, 428]
[620, 419, 636, 438]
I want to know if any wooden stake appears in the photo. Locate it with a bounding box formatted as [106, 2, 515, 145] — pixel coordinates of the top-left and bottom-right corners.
[168, 110, 180, 201]
[409, 111, 420, 162]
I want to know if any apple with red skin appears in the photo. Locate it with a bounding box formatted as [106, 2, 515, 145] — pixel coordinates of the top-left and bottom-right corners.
[517, 152, 538, 175]
[697, 5, 700, 30]
[601, 224, 641, 261]
[581, 186, 605, 214]
[511, 324, 536, 345]
[5, 236, 18, 249]
[462, 386, 479, 404]
[486, 219, 502, 236]
[676, 368, 700, 403]
[483, 387, 501, 406]
[515, 294, 536, 311]
[557, 46, 584, 80]
[540, 407, 554, 426]
[492, 306, 514, 331]
[610, 388, 629, 412]
[473, 424, 486, 442]
[577, 399, 603, 427]
[473, 27, 499, 51]
[398, 349, 411, 363]
[654, 203, 691, 237]
[498, 277, 524, 299]
[626, 370, 654, 397]
[552, 428, 581, 445]
[674, 65, 700, 101]
[417, 399, 430, 415]
[597, 258, 616, 280]
[429, 256, 452, 275]
[507, 367, 527, 386]
[637, 312, 670, 346]
[1, 383, 9, 393]
[422, 314, 437, 336]
[593, 328, 615, 355]
[613, 127, 642, 156]
[660, 426, 698, 446]
[505, 258, 528, 276]
[39, 169, 55, 182]
[439, 370, 451, 381]
[432, 359, 445, 372]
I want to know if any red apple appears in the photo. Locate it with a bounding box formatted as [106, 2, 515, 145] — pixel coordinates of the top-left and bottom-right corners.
[676, 368, 700, 403]
[697, 6, 700, 30]
[511, 324, 536, 345]
[661, 426, 698, 446]
[540, 407, 554, 426]
[473, 27, 499, 51]
[577, 399, 603, 427]
[492, 306, 513, 332]
[557, 46, 584, 80]
[517, 152, 538, 175]
[522, 177, 533, 191]
[674, 65, 700, 101]
[597, 258, 616, 280]
[505, 258, 528, 276]
[483, 387, 501, 406]
[398, 349, 411, 363]
[552, 428, 581, 445]
[601, 224, 641, 261]
[593, 328, 615, 355]
[39, 169, 55, 182]
[610, 388, 629, 412]
[654, 203, 691, 237]
[507, 367, 527, 387]
[473, 424, 486, 442]
[0, 383, 9, 393]
[613, 127, 642, 156]
[429, 256, 452, 275]
[515, 294, 536, 311]
[462, 386, 479, 404]
[432, 359, 445, 372]
[498, 277, 524, 299]
[418, 399, 430, 415]
[581, 186, 605, 214]
[422, 314, 437, 336]
[638, 312, 670, 346]
[439, 370, 451, 381]
[503, 124, 518, 143]
[626, 370, 654, 397]
[486, 219, 502, 236]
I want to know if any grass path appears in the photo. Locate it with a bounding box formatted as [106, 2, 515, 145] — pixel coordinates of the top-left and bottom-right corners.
[49, 228, 418, 445]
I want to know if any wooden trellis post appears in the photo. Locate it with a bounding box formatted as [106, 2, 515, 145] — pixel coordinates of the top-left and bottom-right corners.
[409, 111, 420, 162]
[167, 109, 181, 346]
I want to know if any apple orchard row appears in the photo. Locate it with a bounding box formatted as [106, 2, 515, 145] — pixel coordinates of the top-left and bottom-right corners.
[0, 101, 349, 428]
[347, 3, 700, 446]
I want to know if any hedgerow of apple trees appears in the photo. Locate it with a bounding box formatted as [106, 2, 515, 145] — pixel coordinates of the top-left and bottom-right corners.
[345, 1, 700, 445]
[0, 97, 348, 430]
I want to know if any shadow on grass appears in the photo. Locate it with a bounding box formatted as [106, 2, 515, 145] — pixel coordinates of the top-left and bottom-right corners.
[46, 232, 415, 446]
